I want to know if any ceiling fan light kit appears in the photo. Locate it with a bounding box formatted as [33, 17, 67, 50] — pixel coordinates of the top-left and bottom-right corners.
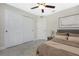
[31, 3, 55, 13]
[38, 5, 45, 9]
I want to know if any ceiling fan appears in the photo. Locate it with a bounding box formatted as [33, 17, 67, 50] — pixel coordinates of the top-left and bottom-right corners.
[31, 3, 55, 13]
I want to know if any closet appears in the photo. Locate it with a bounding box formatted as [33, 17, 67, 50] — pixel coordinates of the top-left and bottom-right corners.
[0, 4, 36, 49]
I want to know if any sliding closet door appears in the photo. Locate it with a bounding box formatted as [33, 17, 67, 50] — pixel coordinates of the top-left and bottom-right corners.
[4, 9, 35, 48]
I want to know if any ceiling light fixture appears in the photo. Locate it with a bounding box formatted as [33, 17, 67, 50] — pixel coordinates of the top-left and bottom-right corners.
[39, 5, 45, 9]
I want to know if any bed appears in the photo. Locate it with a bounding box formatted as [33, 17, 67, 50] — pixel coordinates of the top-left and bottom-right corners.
[36, 30, 79, 56]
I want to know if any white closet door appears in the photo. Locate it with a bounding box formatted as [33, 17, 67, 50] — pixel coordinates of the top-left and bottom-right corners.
[4, 9, 35, 48]
[22, 16, 35, 43]
[37, 18, 47, 40]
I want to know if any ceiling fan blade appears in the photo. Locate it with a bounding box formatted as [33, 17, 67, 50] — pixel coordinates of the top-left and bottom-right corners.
[31, 6, 38, 9]
[45, 5, 55, 8]
[42, 9, 44, 13]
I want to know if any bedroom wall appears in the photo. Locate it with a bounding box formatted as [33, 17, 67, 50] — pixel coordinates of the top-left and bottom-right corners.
[46, 5, 79, 36]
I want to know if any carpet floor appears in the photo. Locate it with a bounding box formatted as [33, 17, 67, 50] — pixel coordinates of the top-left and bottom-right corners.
[0, 39, 46, 56]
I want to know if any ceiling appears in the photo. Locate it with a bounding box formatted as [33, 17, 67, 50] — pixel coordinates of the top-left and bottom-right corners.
[8, 3, 79, 16]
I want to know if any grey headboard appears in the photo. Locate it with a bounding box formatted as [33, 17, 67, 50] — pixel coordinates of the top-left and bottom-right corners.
[57, 30, 79, 34]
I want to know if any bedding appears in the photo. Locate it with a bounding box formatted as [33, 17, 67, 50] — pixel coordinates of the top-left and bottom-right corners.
[36, 37, 79, 56]
[55, 32, 79, 42]
[36, 30, 79, 56]
[69, 33, 79, 43]
[55, 32, 70, 40]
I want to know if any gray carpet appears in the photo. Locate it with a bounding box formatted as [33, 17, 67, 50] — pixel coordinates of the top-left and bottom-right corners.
[0, 39, 46, 56]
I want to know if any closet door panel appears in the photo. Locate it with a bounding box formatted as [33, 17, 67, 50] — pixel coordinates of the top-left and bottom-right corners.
[5, 9, 23, 47]
[4, 9, 35, 48]
[22, 16, 35, 42]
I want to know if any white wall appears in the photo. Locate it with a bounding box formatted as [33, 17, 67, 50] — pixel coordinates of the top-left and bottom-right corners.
[46, 5, 79, 36]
